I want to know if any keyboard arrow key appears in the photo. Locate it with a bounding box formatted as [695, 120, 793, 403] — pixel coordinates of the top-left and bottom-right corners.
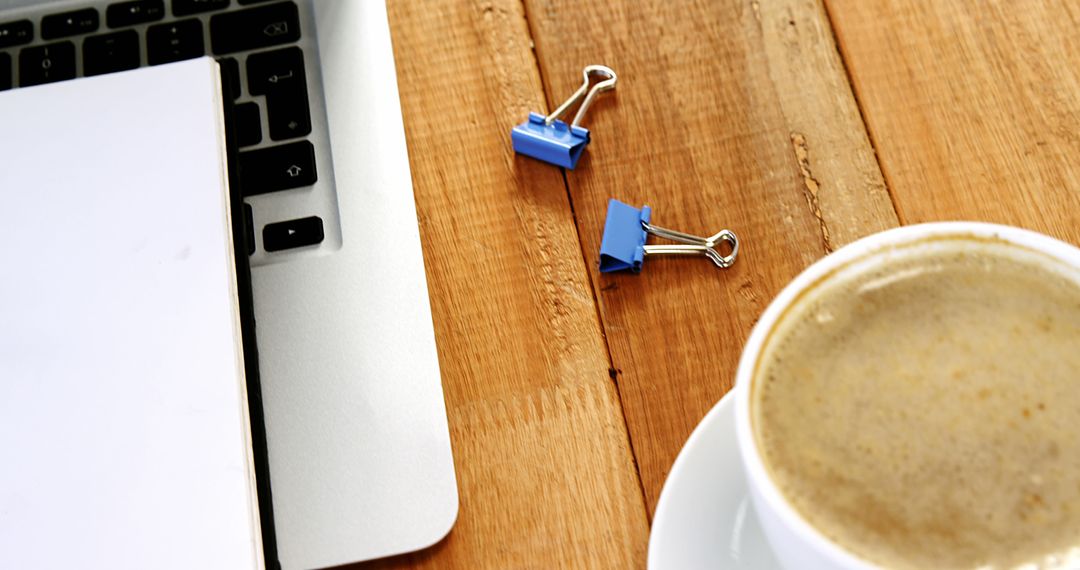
[263, 216, 323, 252]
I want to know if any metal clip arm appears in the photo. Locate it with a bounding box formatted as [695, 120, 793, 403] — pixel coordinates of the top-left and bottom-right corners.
[545, 65, 618, 128]
[641, 222, 739, 268]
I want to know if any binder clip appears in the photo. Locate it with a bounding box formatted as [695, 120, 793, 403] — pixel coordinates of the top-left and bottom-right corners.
[599, 199, 739, 273]
[511, 65, 617, 169]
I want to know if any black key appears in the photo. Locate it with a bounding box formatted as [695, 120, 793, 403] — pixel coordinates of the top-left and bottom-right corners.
[265, 90, 310, 140]
[245, 45, 303, 95]
[0, 20, 33, 49]
[106, 1, 165, 28]
[243, 203, 255, 255]
[210, 2, 299, 55]
[246, 47, 310, 140]
[235, 102, 262, 147]
[217, 57, 240, 99]
[19, 42, 76, 86]
[263, 216, 323, 252]
[0, 53, 11, 91]
[146, 19, 203, 65]
[238, 140, 316, 196]
[173, 0, 230, 17]
[41, 9, 99, 40]
[83, 30, 140, 76]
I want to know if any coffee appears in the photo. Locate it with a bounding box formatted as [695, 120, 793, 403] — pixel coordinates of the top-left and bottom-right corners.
[752, 237, 1080, 569]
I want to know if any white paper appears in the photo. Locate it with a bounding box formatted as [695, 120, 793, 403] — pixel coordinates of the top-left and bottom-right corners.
[0, 58, 262, 569]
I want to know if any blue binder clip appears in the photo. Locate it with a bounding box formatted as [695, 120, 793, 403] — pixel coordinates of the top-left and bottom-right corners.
[511, 65, 617, 169]
[599, 199, 739, 273]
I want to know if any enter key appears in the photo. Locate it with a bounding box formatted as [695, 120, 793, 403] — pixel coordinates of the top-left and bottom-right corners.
[246, 46, 311, 141]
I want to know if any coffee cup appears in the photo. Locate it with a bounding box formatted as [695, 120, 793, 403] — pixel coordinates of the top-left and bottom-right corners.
[733, 222, 1080, 569]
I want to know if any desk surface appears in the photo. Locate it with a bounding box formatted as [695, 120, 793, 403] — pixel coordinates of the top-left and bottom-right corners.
[363, 1, 1080, 567]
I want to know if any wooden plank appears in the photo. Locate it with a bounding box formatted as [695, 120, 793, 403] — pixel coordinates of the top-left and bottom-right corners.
[523, 0, 896, 515]
[826, 0, 1080, 242]
[362, 1, 649, 568]
[756, 0, 899, 249]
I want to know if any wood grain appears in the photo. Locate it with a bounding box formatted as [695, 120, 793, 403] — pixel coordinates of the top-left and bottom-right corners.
[522, 0, 896, 515]
[370, 0, 1080, 565]
[826, 0, 1080, 242]
[756, 0, 898, 250]
[366, 1, 649, 568]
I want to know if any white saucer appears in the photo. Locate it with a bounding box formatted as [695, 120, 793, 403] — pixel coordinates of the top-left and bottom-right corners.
[648, 392, 782, 569]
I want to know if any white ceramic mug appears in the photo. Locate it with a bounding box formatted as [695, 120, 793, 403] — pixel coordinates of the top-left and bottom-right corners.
[732, 222, 1080, 569]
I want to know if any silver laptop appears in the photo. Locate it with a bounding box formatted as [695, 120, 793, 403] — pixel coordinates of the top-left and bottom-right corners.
[0, 1, 458, 568]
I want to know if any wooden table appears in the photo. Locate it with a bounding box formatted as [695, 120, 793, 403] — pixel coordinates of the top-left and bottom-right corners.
[360, 1, 1080, 567]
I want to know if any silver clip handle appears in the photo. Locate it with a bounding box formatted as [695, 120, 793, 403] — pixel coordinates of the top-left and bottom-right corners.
[545, 65, 618, 128]
[641, 222, 739, 269]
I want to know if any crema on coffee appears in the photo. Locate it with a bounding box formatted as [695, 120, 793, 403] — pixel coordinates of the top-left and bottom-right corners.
[753, 238, 1080, 569]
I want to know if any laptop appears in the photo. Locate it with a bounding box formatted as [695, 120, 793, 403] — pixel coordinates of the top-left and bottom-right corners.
[0, 1, 458, 568]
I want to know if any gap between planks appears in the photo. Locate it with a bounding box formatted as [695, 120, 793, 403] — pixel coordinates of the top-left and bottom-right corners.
[817, 0, 905, 225]
[517, 0, 654, 524]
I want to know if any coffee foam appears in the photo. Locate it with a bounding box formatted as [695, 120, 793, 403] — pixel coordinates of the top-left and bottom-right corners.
[752, 238, 1080, 569]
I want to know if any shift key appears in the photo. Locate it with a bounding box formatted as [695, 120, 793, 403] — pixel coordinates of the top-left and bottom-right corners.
[238, 141, 317, 196]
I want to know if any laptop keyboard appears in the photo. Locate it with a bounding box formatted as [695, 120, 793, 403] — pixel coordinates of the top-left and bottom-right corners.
[0, 0, 338, 261]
